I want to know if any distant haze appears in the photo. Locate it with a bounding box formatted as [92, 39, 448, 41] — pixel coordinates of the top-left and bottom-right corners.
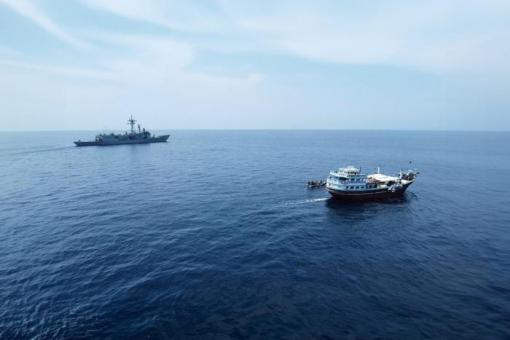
[0, 0, 509, 131]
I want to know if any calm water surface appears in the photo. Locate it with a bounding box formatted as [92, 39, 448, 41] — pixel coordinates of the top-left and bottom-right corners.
[1, 131, 509, 339]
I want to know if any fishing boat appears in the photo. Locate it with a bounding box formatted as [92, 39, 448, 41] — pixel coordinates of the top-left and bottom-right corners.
[326, 165, 418, 200]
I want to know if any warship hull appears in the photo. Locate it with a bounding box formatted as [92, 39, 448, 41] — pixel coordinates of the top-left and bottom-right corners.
[74, 135, 169, 147]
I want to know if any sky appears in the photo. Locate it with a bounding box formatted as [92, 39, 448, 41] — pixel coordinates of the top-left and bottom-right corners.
[0, 0, 509, 131]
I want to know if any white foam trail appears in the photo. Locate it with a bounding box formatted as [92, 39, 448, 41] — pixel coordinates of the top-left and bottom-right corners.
[303, 197, 329, 203]
[276, 197, 329, 207]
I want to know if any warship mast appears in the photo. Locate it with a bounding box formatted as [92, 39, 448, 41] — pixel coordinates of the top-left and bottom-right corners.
[127, 115, 137, 134]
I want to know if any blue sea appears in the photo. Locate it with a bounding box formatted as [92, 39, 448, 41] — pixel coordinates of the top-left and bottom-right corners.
[1, 131, 509, 339]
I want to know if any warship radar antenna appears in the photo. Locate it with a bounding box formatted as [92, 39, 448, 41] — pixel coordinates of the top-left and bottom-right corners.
[127, 115, 137, 133]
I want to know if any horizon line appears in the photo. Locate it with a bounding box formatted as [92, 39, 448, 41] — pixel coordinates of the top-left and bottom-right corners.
[1, 128, 509, 133]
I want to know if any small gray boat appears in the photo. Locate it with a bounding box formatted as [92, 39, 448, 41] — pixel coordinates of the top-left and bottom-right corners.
[74, 116, 170, 147]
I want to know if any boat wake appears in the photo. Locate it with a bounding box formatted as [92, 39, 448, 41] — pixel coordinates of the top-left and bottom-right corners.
[8, 146, 73, 156]
[277, 197, 329, 207]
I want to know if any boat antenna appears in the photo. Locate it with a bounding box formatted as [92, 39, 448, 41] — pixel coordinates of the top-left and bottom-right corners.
[128, 115, 136, 134]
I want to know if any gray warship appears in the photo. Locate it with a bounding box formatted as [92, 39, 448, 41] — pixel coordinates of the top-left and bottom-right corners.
[74, 116, 170, 147]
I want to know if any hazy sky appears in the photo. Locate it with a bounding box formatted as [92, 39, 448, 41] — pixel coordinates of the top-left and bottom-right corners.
[1, 0, 509, 131]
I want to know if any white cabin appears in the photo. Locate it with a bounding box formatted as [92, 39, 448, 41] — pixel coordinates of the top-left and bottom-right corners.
[327, 166, 380, 192]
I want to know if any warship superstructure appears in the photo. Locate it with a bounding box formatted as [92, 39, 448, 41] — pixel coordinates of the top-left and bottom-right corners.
[326, 165, 418, 200]
[74, 116, 170, 147]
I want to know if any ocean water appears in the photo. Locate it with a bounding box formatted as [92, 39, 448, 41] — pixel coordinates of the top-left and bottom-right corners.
[1, 130, 509, 339]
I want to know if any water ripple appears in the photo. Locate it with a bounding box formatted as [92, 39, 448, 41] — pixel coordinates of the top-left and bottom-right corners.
[1, 131, 510, 338]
